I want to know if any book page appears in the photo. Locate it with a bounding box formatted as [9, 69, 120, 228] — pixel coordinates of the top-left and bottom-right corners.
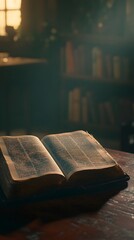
[0, 136, 64, 181]
[42, 130, 124, 181]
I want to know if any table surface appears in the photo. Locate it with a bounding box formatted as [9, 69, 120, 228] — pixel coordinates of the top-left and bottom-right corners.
[0, 149, 134, 240]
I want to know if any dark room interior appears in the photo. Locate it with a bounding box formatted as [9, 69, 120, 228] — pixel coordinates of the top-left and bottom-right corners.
[0, 1, 134, 239]
[0, 0, 134, 151]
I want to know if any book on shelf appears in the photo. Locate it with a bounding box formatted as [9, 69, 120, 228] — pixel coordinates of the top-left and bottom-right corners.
[87, 91, 99, 124]
[104, 101, 115, 125]
[68, 88, 81, 122]
[98, 102, 107, 126]
[113, 55, 121, 80]
[122, 57, 129, 81]
[104, 54, 113, 80]
[60, 46, 66, 73]
[98, 100, 115, 126]
[68, 88, 100, 125]
[0, 130, 129, 204]
[81, 92, 89, 124]
[92, 47, 103, 79]
[75, 44, 86, 75]
[119, 98, 134, 123]
[68, 89, 74, 122]
[65, 41, 75, 74]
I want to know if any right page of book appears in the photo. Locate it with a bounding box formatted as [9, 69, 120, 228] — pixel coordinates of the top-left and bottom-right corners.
[42, 130, 125, 184]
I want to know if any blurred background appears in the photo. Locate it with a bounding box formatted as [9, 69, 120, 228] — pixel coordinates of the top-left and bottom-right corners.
[0, 0, 134, 153]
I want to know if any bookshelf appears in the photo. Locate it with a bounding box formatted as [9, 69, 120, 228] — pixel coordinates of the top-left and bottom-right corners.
[59, 33, 134, 149]
[47, 0, 134, 149]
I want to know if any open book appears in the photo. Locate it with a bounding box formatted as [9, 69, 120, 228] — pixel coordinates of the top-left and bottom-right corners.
[0, 130, 129, 201]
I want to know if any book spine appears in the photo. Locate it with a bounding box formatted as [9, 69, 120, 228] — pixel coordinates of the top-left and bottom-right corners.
[98, 102, 107, 126]
[68, 90, 73, 122]
[104, 101, 115, 125]
[74, 47, 79, 75]
[92, 47, 103, 79]
[65, 41, 75, 75]
[60, 46, 65, 74]
[77, 45, 86, 75]
[113, 56, 121, 80]
[122, 57, 129, 82]
[72, 88, 81, 122]
[81, 92, 88, 124]
[96, 48, 103, 79]
[105, 54, 112, 80]
[68, 88, 81, 122]
[87, 91, 98, 124]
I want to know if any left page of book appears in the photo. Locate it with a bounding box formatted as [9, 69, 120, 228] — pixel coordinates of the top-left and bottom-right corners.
[0, 136, 64, 182]
[0, 135, 65, 198]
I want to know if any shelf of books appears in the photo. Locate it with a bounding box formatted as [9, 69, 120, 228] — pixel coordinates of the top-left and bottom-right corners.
[59, 35, 134, 147]
[60, 39, 133, 81]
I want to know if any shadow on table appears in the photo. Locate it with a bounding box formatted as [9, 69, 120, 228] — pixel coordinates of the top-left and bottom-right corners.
[0, 181, 128, 234]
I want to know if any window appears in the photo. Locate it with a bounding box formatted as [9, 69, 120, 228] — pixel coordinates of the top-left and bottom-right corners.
[0, 0, 21, 36]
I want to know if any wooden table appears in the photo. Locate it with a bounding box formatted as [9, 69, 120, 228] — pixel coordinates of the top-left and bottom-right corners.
[0, 149, 134, 239]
